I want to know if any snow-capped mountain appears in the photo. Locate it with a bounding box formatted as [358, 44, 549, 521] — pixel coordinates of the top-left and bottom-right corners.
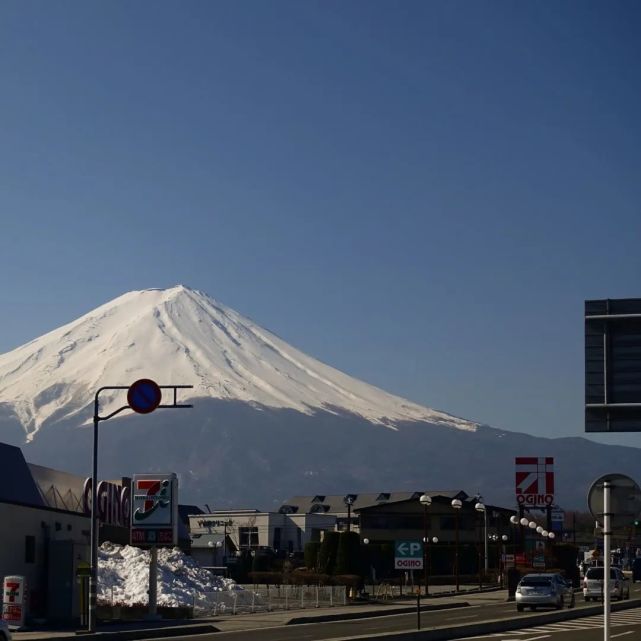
[0, 285, 476, 441]
[1, 285, 640, 510]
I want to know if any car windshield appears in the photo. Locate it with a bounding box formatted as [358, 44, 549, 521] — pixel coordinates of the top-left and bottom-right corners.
[520, 577, 552, 587]
[585, 568, 618, 579]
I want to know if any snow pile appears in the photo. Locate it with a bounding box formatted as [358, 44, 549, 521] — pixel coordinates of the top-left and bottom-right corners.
[0, 285, 479, 438]
[98, 542, 238, 607]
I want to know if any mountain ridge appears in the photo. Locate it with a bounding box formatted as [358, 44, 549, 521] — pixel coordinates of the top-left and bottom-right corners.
[0, 285, 477, 441]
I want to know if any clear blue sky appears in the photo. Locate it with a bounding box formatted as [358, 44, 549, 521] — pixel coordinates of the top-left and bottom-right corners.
[2, 1, 641, 447]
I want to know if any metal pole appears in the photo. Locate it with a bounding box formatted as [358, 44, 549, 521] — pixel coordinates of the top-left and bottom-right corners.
[478, 517, 482, 590]
[416, 590, 421, 630]
[347, 503, 351, 533]
[148, 546, 158, 619]
[484, 510, 489, 573]
[423, 505, 429, 596]
[88, 398, 99, 632]
[604, 480, 611, 641]
[455, 511, 460, 593]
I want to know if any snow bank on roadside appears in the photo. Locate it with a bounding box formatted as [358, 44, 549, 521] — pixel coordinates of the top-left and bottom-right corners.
[98, 542, 239, 606]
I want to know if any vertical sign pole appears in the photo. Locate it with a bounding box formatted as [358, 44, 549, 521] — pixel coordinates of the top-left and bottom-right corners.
[148, 546, 158, 619]
[416, 590, 421, 630]
[88, 399, 99, 632]
[604, 480, 611, 641]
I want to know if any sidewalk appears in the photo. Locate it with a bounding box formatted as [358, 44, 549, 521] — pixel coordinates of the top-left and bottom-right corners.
[12, 586, 505, 641]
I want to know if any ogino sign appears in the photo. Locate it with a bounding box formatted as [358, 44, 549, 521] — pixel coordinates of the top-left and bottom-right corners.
[394, 540, 424, 570]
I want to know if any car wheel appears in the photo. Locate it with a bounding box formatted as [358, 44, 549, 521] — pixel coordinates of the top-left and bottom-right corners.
[517, 604, 524, 612]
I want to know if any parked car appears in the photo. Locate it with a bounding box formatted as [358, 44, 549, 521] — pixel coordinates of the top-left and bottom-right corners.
[583, 566, 630, 601]
[632, 557, 641, 583]
[0, 620, 12, 641]
[515, 573, 575, 611]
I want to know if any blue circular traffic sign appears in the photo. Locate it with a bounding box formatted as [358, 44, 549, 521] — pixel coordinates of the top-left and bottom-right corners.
[127, 379, 162, 414]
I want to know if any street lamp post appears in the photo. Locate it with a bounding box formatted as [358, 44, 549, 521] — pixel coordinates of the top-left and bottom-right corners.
[344, 495, 354, 533]
[501, 534, 508, 586]
[475, 502, 485, 589]
[451, 499, 462, 592]
[419, 494, 432, 596]
[520, 517, 529, 562]
[430, 537, 439, 578]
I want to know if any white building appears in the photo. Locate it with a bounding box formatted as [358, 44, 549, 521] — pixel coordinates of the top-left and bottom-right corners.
[188, 509, 336, 567]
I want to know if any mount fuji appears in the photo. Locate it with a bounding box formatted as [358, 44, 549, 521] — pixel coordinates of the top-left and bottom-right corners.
[0, 286, 637, 509]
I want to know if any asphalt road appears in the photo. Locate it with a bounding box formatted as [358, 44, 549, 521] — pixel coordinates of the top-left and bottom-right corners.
[151, 583, 641, 641]
[452, 606, 641, 640]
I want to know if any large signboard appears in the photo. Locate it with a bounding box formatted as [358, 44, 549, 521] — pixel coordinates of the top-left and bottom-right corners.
[515, 457, 554, 507]
[82, 478, 130, 528]
[130, 474, 178, 546]
[394, 540, 424, 570]
[586, 298, 641, 432]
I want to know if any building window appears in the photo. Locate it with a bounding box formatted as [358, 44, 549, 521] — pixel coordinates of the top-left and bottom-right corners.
[239, 527, 259, 549]
[25, 536, 36, 563]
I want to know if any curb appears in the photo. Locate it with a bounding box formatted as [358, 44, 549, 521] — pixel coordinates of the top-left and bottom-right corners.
[15, 624, 219, 641]
[288, 602, 470, 625]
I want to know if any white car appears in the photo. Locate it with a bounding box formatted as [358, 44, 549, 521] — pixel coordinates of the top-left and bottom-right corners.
[0, 620, 12, 641]
[583, 566, 630, 601]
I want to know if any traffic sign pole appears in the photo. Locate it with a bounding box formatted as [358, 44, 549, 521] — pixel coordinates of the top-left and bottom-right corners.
[87, 382, 193, 633]
[604, 480, 611, 641]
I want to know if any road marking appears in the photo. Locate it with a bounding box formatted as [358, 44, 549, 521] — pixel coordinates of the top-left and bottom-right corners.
[443, 613, 482, 620]
[611, 633, 635, 639]
[502, 636, 550, 641]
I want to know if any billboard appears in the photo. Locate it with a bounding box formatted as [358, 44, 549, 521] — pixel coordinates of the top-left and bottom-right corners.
[515, 457, 554, 507]
[586, 298, 641, 432]
[130, 473, 178, 546]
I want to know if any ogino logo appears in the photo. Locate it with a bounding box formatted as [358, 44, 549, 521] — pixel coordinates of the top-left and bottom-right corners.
[133, 478, 171, 524]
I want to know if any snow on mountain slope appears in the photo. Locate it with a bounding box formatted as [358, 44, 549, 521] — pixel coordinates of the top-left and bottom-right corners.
[0, 285, 478, 440]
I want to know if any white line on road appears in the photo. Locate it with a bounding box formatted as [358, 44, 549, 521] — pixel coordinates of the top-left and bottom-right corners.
[502, 636, 550, 641]
[443, 613, 482, 620]
[611, 633, 635, 638]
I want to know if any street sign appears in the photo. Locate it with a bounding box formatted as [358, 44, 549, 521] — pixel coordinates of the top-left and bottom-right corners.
[131, 473, 178, 546]
[551, 507, 564, 532]
[587, 473, 641, 529]
[586, 299, 641, 432]
[127, 379, 162, 414]
[394, 540, 424, 570]
[515, 457, 554, 506]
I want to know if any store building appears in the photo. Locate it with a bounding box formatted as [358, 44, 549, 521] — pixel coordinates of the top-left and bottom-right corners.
[0, 441, 199, 623]
[188, 508, 337, 567]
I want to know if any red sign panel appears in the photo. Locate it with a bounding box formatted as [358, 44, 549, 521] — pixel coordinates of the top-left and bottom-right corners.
[515, 457, 554, 506]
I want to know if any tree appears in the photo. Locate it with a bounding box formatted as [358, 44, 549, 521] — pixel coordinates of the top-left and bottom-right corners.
[304, 541, 320, 570]
[317, 531, 339, 574]
[335, 531, 361, 576]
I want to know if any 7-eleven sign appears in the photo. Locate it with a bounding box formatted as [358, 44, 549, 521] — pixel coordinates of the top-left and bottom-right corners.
[515, 457, 554, 506]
